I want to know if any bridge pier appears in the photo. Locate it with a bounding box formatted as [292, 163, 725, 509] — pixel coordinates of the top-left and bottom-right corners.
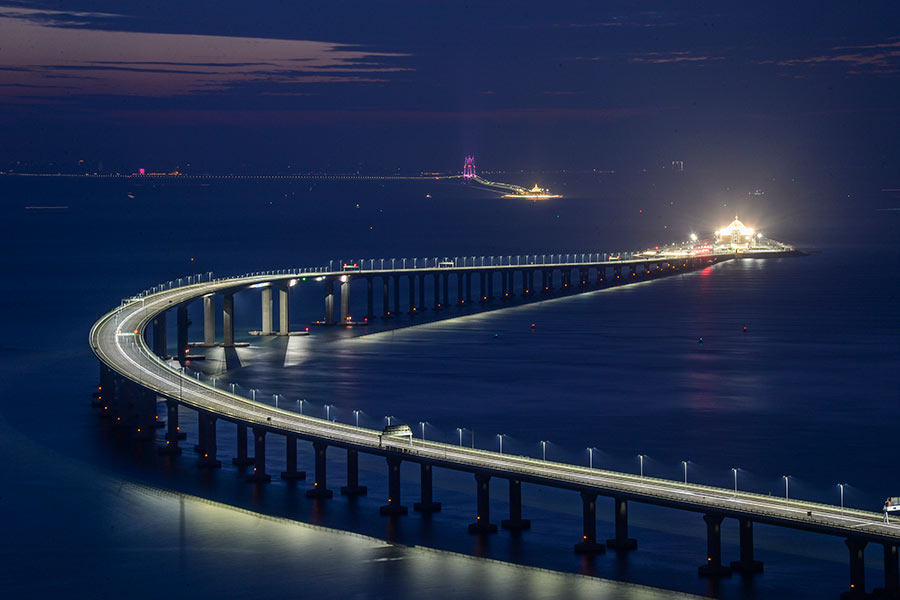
[730, 518, 763, 573]
[456, 272, 464, 305]
[413, 463, 441, 513]
[580, 268, 588, 287]
[574, 491, 605, 554]
[197, 413, 221, 468]
[561, 269, 570, 290]
[501, 478, 530, 531]
[843, 538, 868, 598]
[877, 544, 900, 599]
[613, 266, 622, 282]
[279, 284, 290, 334]
[501, 271, 510, 300]
[366, 277, 374, 321]
[194, 408, 208, 453]
[324, 278, 335, 325]
[486, 271, 494, 300]
[597, 266, 605, 285]
[524, 270, 534, 296]
[382, 276, 390, 318]
[408, 274, 417, 315]
[606, 497, 637, 551]
[393, 275, 400, 316]
[341, 449, 367, 496]
[479, 271, 487, 303]
[468, 472, 497, 534]
[699, 514, 731, 577]
[176, 305, 190, 363]
[247, 428, 271, 482]
[380, 456, 407, 515]
[223, 293, 235, 347]
[261, 286, 273, 334]
[159, 400, 182, 455]
[232, 422, 254, 466]
[280, 435, 306, 480]
[152, 311, 167, 356]
[465, 272, 472, 303]
[630, 265, 637, 279]
[306, 441, 332, 498]
[340, 277, 351, 323]
[433, 273, 442, 310]
[442, 272, 450, 306]
[644, 264, 652, 277]
[418, 273, 426, 313]
[203, 295, 215, 345]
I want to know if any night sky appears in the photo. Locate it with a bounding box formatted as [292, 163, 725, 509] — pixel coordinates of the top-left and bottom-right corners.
[2, 1, 900, 175]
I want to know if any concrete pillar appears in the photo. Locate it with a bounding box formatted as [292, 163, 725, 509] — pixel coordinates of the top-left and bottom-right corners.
[232, 422, 253, 466]
[340, 277, 351, 323]
[525, 270, 533, 295]
[575, 491, 605, 553]
[280, 435, 306, 480]
[261, 286, 273, 335]
[418, 273, 426, 313]
[433, 273, 442, 310]
[176, 305, 189, 363]
[465, 272, 472, 303]
[580, 268, 588, 286]
[194, 410, 207, 453]
[614, 266, 622, 282]
[846, 538, 867, 598]
[223, 293, 235, 347]
[324, 278, 335, 325]
[644, 264, 652, 277]
[279, 285, 290, 334]
[414, 463, 441, 513]
[203, 295, 215, 345]
[382, 276, 390, 318]
[884, 544, 899, 598]
[699, 514, 731, 577]
[630, 265, 637, 279]
[487, 271, 494, 300]
[597, 266, 605, 284]
[442, 272, 450, 306]
[501, 478, 530, 531]
[730, 518, 763, 573]
[152, 311, 167, 356]
[407, 274, 417, 315]
[393, 275, 400, 316]
[380, 456, 408, 515]
[456, 272, 464, 305]
[606, 497, 638, 550]
[341, 449, 367, 496]
[159, 400, 182, 455]
[306, 441, 333, 498]
[366, 277, 374, 321]
[479, 271, 487, 303]
[501, 271, 508, 300]
[197, 414, 221, 468]
[467, 472, 497, 533]
[246, 427, 270, 482]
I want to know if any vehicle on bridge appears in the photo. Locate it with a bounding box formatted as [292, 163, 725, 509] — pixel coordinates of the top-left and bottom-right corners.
[342, 263, 360, 271]
[885, 498, 900, 513]
[438, 261, 454, 268]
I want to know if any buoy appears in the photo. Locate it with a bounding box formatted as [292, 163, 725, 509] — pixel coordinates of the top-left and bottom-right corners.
[698, 337, 703, 344]
[531, 323, 536, 329]
[743, 325, 749, 333]
[493, 333, 499, 339]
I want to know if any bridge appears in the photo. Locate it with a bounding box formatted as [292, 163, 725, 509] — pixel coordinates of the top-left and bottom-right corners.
[89, 252, 897, 599]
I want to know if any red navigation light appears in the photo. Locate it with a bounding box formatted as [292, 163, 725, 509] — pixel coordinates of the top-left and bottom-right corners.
[305, 327, 310, 331]
[531, 323, 536, 329]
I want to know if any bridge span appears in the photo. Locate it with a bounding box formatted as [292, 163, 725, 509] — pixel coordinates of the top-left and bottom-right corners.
[89, 252, 895, 598]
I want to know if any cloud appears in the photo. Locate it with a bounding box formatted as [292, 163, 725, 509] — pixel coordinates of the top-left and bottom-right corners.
[627, 51, 723, 64]
[0, 8, 409, 100]
[771, 39, 900, 75]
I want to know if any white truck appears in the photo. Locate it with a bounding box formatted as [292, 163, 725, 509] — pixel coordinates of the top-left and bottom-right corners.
[884, 497, 900, 523]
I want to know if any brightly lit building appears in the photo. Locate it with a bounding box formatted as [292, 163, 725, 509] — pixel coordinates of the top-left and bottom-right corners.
[714, 216, 759, 250]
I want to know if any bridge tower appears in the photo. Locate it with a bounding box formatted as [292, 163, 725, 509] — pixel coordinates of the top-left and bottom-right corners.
[463, 156, 476, 179]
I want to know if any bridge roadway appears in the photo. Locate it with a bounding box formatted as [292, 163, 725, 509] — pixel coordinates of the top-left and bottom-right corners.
[90, 259, 899, 597]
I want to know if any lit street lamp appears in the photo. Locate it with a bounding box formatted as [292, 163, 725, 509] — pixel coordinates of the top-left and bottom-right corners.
[420, 421, 427, 441]
[783, 475, 790, 499]
[682, 460, 688, 484]
[639, 454, 647, 478]
[498, 433, 506, 454]
[588, 447, 597, 469]
[839, 483, 845, 512]
[732, 468, 739, 495]
[456, 427, 463, 446]
[353, 409, 360, 427]
[541, 440, 548, 461]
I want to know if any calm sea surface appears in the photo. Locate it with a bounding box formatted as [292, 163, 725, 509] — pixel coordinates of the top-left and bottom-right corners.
[0, 174, 897, 598]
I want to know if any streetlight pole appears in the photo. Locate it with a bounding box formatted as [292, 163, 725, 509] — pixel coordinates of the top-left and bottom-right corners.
[839, 483, 845, 512]
[353, 409, 360, 427]
[639, 454, 646, 478]
[783, 475, 790, 499]
[541, 440, 547, 461]
[457, 427, 463, 446]
[498, 434, 505, 454]
[420, 421, 426, 441]
[588, 447, 594, 469]
[732, 468, 739, 496]
[682, 460, 688, 484]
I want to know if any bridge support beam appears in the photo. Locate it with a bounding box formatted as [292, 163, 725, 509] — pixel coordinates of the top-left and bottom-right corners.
[414, 463, 441, 513]
[433, 273, 442, 310]
[606, 497, 637, 551]
[306, 441, 332, 498]
[279, 285, 290, 334]
[524, 270, 533, 296]
[699, 514, 731, 577]
[152, 311, 167, 356]
[324, 278, 335, 325]
[280, 435, 305, 480]
[442, 272, 450, 307]
[341, 449, 367, 496]
[232, 422, 253, 466]
[223, 293, 235, 347]
[597, 267, 605, 285]
[340, 277, 351, 323]
[487, 271, 494, 300]
[468, 472, 497, 534]
[730, 518, 763, 573]
[456, 272, 464, 306]
[393, 275, 400, 316]
[176, 305, 189, 363]
[246, 428, 270, 482]
[203, 295, 215, 345]
[159, 400, 182, 455]
[197, 413, 221, 468]
[465, 272, 472, 304]
[845, 538, 867, 598]
[380, 456, 407, 515]
[418, 273, 426, 313]
[366, 277, 374, 321]
[501, 478, 530, 531]
[382, 276, 390, 318]
[575, 491, 605, 554]
[261, 287, 273, 335]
